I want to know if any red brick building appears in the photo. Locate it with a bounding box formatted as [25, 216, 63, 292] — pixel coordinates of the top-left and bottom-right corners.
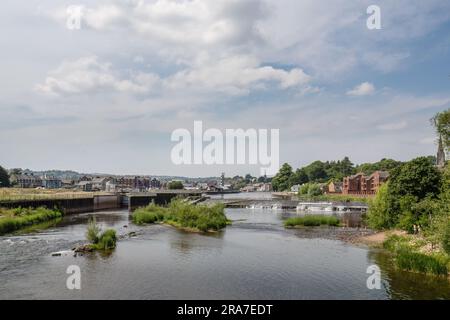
[342, 171, 389, 195]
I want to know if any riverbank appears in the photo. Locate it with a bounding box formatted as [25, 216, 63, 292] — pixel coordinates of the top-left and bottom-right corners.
[349, 230, 450, 277]
[0, 207, 63, 235]
[350, 230, 406, 246]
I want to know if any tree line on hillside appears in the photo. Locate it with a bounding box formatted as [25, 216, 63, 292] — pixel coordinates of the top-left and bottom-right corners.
[271, 157, 405, 192]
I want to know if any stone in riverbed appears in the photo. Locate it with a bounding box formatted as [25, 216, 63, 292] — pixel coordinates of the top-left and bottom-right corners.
[50, 250, 74, 257]
[74, 244, 94, 253]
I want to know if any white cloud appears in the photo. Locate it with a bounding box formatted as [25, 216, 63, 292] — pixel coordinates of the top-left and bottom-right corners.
[164, 55, 310, 95]
[36, 55, 310, 97]
[44, 0, 450, 80]
[35, 56, 160, 96]
[52, 0, 267, 51]
[347, 82, 376, 96]
[2, 0, 450, 175]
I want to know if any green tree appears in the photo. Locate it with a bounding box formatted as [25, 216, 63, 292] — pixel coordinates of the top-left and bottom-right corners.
[367, 183, 392, 229]
[299, 183, 310, 195]
[338, 156, 355, 177]
[307, 183, 323, 197]
[168, 181, 184, 190]
[0, 165, 10, 188]
[356, 158, 402, 175]
[288, 168, 309, 187]
[389, 157, 442, 201]
[272, 163, 293, 191]
[304, 161, 328, 182]
[432, 108, 450, 150]
[244, 174, 254, 184]
[367, 157, 443, 231]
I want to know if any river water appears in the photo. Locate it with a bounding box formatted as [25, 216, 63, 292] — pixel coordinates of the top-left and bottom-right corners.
[1, 202, 449, 299]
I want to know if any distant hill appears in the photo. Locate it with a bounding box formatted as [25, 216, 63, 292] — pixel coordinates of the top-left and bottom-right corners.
[7, 168, 219, 182]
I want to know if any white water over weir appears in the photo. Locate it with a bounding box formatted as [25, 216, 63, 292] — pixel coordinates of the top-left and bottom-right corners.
[296, 202, 368, 213]
[208, 199, 368, 213]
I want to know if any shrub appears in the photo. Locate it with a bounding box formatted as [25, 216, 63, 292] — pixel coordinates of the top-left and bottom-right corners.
[94, 229, 117, 250]
[298, 184, 310, 195]
[367, 184, 393, 230]
[131, 200, 229, 232]
[167, 181, 184, 190]
[308, 184, 323, 197]
[382, 234, 409, 251]
[132, 203, 166, 225]
[285, 215, 340, 227]
[297, 183, 323, 197]
[383, 234, 449, 276]
[86, 217, 101, 244]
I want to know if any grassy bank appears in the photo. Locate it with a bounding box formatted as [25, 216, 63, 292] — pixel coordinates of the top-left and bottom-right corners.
[0, 207, 63, 235]
[383, 234, 449, 276]
[132, 200, 229, 232]
[284, 215, 340, 227]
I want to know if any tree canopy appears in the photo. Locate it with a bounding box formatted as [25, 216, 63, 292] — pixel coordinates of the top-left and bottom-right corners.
[0, 166, 10, 188]
[271, 163, 293, 191]
[433, 108, 450, 150]
[167, 181, 184, 190]
[355, 158, 402, 175]
[271, 156, 402, 191]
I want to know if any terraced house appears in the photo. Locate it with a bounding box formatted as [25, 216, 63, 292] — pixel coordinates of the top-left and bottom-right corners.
[10, 173, 42, 188]
[342, 171, 389, 195]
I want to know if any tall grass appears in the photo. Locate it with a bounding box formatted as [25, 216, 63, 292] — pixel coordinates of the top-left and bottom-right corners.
[132, 200, 229, 232]
[396, 249, 448, 276]
[383, 234, 449, 276]
[86, 217, 101, 243]
[85, 217, 117, 250]
[284, 215, 340, 227]
[0, 207, 63, 235]
[93, 229, 117, 250]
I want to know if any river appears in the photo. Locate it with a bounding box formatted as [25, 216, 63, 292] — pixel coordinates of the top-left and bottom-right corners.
[1, 199, 449, 299]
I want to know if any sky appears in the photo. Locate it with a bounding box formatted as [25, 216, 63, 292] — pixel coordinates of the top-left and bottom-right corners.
[0, 0, 449, 177]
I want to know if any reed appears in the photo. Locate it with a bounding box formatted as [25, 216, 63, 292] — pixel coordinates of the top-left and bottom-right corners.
[284, 215, 340, 227]
[396, 249, 448, 276]
[132, 200, 229, 232]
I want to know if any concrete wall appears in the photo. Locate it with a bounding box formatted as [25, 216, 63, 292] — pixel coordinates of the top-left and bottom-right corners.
[0, 194, 122, 214]
[0, 198, 95, 214]
[93, 194, 121, 211]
